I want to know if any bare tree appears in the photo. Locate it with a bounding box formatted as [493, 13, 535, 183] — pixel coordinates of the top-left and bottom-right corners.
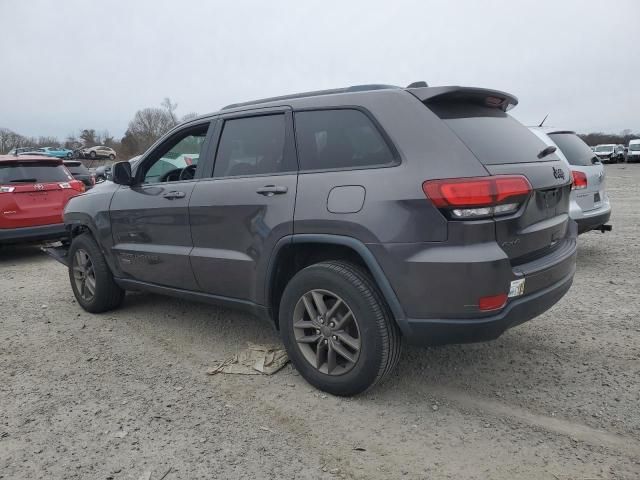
[181, 112, 199, 122]
[127, 107, 175, 152]
[0, 128, 25, 153]
[161, 97, 179, 125]
[80, 129, 98, 147]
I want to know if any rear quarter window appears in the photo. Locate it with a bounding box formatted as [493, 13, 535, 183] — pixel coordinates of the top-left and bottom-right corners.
[0, 162, 71, 183]
[294, 109, 396, 171]
[428, 103, 559, 165]
[65, 163, 90, 175]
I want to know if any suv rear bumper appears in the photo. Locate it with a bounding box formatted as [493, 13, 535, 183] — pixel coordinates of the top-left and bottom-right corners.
[0, 223, 67, 244]
[367, 221, 578, 346]
[401, 267, 574, 345]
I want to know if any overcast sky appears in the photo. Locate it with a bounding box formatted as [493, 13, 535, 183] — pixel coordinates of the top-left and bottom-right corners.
[1, 0, 638, 140]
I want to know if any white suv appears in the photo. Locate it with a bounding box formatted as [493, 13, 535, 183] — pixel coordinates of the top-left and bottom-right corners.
[628, 139, 640, 163]
[530, 128, 612, 233]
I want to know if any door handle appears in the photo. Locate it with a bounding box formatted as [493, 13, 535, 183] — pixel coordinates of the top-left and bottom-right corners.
[163, 191, 186, 199]
[256, 185, 288, 196]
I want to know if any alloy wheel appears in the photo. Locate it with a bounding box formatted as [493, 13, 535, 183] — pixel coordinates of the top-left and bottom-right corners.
[292, 289, 361, 375]
[72, 249, 96, 302]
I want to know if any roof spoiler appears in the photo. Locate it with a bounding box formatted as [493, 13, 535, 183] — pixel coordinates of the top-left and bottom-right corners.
[407, 86, 518, 112]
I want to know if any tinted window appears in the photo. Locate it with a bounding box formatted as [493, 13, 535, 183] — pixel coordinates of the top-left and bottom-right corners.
[548, 133, 599, 166]
[294, 109, 394, 171]
[428, 103, 560, 164]
[64, 162, 90, 174]
[214, 114, 290, 177]
[0, 162, 72, 183]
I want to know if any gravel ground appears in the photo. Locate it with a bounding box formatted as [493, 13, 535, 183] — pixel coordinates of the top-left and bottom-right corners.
[1, 164, 639, 480]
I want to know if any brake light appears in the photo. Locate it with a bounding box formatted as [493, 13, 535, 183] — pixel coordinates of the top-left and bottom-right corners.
[478, 293, 508, 311]
[0, 186, 16, 193]
[59, 181, 85, 192]
[91, 174, 96, 185]
[571, 171, 587, 190]
[423, 175, 532, 219]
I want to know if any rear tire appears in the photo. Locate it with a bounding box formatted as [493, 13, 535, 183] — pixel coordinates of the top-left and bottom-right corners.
[68, 233, 124, 313]
[90, 151, 96, 159]
[279, 261, 401, 396]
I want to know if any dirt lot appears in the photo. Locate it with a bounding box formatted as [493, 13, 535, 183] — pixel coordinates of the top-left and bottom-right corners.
[1, 165, 639, 480]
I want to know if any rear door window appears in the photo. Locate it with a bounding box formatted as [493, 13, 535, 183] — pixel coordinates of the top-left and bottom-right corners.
[428, 103, 559, 164]
[294, 109, 396, 171]
[213, 114, 293, 177]
[548, 133, 599, 166]
[0, 162, 71, 183]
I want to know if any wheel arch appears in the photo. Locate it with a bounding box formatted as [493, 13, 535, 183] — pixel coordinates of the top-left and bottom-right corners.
[265, 234, 406, 330]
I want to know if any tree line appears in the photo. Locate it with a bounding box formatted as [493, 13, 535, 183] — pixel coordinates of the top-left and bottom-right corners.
[0, 98, 197, 159]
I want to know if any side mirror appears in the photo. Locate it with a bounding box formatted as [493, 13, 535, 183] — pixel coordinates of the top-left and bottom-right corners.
[112, 161, 133, 185]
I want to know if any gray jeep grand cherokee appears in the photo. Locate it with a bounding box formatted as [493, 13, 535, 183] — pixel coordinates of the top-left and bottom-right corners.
[52, 83, 577, 396]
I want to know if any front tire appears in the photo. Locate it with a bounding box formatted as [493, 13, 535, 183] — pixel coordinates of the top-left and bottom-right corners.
[109, 154, 115, 160]
[68, 233, 124, 313]
[279, 261, 401, 396]
[90, 151, 96, 159]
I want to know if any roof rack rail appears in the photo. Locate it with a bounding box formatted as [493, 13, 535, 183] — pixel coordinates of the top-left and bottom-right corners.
[222, 84, 401, 110]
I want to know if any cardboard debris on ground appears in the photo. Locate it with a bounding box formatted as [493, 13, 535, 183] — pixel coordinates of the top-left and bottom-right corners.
[207, 343, 289, 376]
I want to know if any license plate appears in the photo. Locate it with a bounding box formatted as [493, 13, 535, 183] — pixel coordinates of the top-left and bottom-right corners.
[508, 278, 526, 298]
[594, 192, 601, 203]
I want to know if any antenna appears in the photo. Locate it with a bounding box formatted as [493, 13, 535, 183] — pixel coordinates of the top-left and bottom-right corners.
[538, 114, 549, 127]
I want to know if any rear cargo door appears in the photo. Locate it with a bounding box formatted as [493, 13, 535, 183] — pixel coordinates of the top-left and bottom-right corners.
[427, 101, 572, 262]
[0, 161, 75, 228]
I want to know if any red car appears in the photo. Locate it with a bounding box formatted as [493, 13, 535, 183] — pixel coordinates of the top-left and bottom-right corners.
[0, 155, 85, 244]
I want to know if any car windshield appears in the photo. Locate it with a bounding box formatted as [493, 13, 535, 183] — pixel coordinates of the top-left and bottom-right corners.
[0, 162, 71, 184]
[629, 143, 640, 151]
[548, 133, 600, 166]
[595, 145, 614, 152]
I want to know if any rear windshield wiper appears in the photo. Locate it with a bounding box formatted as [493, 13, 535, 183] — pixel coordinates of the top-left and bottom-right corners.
[8, 178, 39, 183]
[537, 145, 557, 159]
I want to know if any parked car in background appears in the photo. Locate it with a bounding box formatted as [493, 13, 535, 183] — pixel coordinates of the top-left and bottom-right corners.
[63, 160, 95, 189]
[50, 83, 577, 395]
[594, 144, 624, 163]
[627, 139, 640, 163]
[0, 155, 85, 244]
[81, 146, 116, 160]
[530, 128, 611, 233]
[8, 147, 37, 155]
[40, 146, 74, 159]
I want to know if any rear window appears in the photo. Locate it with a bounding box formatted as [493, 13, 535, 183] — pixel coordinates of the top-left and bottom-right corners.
[64, 162, 90, 175]
[428, 103, 559, 165]
[0, 162, 71, 184]
[294, 109, 396, 171]
[548, 133, 599, 166]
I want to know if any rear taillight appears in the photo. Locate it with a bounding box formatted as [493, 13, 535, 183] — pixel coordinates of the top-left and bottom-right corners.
[422, 175, 532, 219]
[59, 181, 85, 192]
[0, 186, 16, 193]
[571, 171, 587, 190]
[478, 293, 508, 311]
[91, 175, 96, 185]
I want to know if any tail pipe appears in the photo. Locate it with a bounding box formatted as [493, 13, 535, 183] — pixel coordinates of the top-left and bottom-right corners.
[598, 224, 613, 233]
